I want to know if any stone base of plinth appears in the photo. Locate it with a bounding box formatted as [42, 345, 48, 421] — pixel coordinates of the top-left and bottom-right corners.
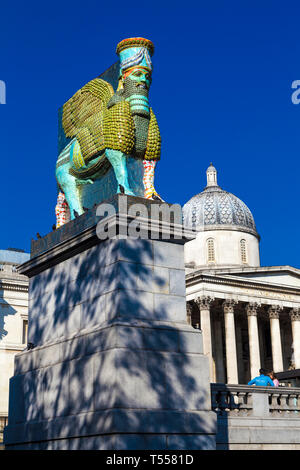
[4, 319, 216, 450]
[4, 198, 216, 450]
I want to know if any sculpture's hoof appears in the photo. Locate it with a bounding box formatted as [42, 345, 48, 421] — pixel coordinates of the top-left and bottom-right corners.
[118, 185, 135, 197]
[152, 192, 164, 202]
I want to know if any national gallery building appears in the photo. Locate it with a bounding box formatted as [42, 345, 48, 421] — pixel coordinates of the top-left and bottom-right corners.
[183, 164, 300, 385]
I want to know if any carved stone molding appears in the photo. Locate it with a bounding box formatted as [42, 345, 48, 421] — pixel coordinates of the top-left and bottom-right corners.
[290, 308, 300, 322]
[268, 305, 283, 320]
[195, 295, 214, 310]
[222, 299, 238, 314]
[246, 302, 260, 317]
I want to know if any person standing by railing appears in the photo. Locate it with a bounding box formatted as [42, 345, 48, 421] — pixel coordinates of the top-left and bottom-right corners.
[269, 371, 279, 387]
[248, 368, 275, 386]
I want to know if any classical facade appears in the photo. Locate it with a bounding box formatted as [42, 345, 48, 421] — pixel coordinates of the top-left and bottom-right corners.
[0, 249, 29, 445]
[183, 164, 300, 384]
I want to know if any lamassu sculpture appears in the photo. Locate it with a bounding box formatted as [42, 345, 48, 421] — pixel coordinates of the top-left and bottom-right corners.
[55, 37, 162, 227]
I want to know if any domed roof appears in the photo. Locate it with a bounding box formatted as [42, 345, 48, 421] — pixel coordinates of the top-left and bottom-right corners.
[182, 164, 259, 238]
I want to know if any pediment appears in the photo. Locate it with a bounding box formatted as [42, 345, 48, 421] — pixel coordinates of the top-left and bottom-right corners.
[218, 266, 300, 289]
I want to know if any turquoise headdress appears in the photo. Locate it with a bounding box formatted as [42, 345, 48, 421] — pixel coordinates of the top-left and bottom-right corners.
[116, 37, 154, 75]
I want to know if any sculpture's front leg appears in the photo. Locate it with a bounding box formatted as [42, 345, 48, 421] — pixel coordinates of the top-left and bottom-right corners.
[55, 191, 70, 228]
[143, 160, 163, 201]
[56, 160, 84, 220]
[106, 149, 135, 196]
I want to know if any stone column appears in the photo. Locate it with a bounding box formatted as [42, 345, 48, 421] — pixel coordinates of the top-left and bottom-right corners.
[186, 302, 193, 326]
[214, 315, 225, 383]
[268, 305, 284, 373]
[235, 323, 245, 384]
[195, 296, 214, 381]
[223, 300, 238, 384]
[290, 308, 300, 369]
[246, 303, 261, 379]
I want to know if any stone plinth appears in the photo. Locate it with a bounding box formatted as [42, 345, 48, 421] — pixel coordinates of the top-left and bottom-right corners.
[4, 198, 216, 450]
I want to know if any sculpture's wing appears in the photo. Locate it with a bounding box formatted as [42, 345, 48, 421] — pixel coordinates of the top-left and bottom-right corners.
[62, 78, 114, 163]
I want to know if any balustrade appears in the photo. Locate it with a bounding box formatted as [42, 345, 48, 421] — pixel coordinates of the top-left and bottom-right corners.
[211, 384, 300, 417]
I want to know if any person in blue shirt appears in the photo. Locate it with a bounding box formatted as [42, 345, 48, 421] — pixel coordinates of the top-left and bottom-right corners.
[248, 368, 275, 386]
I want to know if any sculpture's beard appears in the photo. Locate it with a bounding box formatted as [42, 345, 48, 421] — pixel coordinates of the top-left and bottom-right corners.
[123, 78, 150, 118]
[122, 76, 151, 157]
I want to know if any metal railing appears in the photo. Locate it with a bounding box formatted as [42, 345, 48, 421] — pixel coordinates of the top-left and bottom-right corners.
[211, 383, 300, 417]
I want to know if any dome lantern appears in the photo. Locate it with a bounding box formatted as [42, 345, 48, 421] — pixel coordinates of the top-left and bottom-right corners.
[206, 163, 218, 188]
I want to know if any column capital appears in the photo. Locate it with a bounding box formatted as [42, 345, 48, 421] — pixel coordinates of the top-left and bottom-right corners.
[246, 302, 260, 317]
[195, 295, 214, 310]
[222, 299, 238, 314]
[268, 305, 283, 320]
[290, 308, 300, 322]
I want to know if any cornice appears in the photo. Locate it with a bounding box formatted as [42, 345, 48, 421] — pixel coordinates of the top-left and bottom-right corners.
[208, 265, 300, 278]
[20, 213, 195, 278]
[186, 272, 300, 297]
[0, 280, 28, 293]
[192, 223, 260, 240]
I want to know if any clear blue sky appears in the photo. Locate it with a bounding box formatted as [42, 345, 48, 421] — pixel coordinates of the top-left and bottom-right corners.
[0, 0, 299, 268]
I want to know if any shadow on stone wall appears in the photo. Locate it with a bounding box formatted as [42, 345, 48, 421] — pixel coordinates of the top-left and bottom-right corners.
[0, 300, 17, 340]
[6, 235, 215, 449]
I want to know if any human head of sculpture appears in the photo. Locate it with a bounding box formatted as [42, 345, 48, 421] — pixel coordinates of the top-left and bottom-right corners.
[123, 66, 152, 91]
[116, 37, 154, 96]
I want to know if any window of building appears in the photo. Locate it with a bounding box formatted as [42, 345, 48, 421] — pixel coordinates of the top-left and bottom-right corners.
[207, 238, 215, 263]
[22, 320, 28, 344]
[240, 239, 247, 264]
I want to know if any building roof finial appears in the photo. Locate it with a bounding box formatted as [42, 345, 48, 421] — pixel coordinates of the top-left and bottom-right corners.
[206, 163, 218, 187]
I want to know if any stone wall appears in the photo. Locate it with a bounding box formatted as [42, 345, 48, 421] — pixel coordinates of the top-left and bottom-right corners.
[28, 237, 188, 346]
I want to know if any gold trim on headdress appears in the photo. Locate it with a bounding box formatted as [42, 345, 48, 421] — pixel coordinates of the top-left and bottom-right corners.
[116, 37, 154, 56]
